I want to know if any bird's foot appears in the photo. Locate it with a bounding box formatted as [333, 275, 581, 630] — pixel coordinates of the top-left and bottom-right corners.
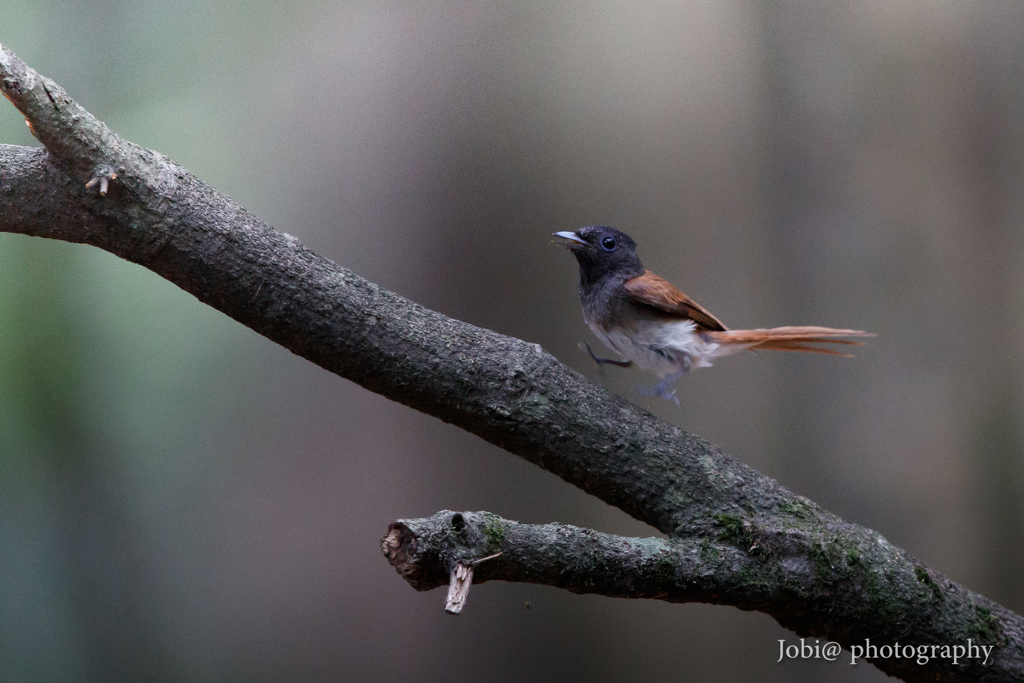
[635, 369, 687, 406]
[580, 341, 632, 368]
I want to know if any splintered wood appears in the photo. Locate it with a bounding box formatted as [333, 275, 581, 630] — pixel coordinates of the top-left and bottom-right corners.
[444, 564, 473, 615]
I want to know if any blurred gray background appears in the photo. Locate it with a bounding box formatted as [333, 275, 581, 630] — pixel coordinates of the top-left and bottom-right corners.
[2, 2, 1023, 681]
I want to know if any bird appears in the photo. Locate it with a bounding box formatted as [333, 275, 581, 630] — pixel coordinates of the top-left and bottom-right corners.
[552, 226, 873, 402]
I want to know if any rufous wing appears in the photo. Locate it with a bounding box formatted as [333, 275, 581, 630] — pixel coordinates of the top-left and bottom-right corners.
[623, 271, 728, 332]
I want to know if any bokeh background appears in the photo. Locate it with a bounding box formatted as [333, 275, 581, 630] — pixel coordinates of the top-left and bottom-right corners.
[2, 2, 1024, 681]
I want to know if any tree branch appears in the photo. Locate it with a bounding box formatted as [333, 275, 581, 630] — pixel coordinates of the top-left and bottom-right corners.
[384, 511, 1024, 681]
[1, 44, 1021, 682]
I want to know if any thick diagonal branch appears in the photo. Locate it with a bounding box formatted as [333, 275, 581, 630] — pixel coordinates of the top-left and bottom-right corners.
[1, 43, 744, 544]
[2, 44, 1022, 683]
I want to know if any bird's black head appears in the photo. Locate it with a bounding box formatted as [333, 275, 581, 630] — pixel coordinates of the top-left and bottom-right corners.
[552, 226, 645, 286]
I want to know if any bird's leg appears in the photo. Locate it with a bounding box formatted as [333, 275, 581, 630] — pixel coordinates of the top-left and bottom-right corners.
[635, 370, 685, 405]
[635, 357, 691, 406]
[579, 342, 633, 368]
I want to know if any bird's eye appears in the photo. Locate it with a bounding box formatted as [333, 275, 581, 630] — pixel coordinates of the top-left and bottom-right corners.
[601, 236, 616, 251]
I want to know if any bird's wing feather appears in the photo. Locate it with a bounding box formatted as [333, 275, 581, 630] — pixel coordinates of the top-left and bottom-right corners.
[623, 271, 728, 332]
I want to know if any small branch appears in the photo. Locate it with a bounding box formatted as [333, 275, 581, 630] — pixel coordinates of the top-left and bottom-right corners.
[469, 552, 504, 566]
[0, 45, 144, 191]
[385, 511, 1024, 682]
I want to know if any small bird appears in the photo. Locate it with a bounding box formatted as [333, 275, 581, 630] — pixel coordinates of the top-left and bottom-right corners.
[553, 226, 873, 402]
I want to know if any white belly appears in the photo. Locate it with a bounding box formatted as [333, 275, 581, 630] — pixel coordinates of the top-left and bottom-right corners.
[587, 319, 735, 376]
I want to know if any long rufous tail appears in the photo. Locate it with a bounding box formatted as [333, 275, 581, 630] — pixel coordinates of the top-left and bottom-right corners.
[706, 327, 874, 357]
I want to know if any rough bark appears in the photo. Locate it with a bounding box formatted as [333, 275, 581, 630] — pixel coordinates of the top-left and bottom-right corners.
[1, 44, 1021, 682]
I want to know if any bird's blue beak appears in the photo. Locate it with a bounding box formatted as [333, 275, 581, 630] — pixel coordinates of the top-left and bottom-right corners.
[552, 231, 588, 250]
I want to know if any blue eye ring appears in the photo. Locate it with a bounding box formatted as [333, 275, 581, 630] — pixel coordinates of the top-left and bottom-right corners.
[601, 236, 616, 251]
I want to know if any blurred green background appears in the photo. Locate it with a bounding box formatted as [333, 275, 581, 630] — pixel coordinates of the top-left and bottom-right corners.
[2, 2, 1023, 681]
